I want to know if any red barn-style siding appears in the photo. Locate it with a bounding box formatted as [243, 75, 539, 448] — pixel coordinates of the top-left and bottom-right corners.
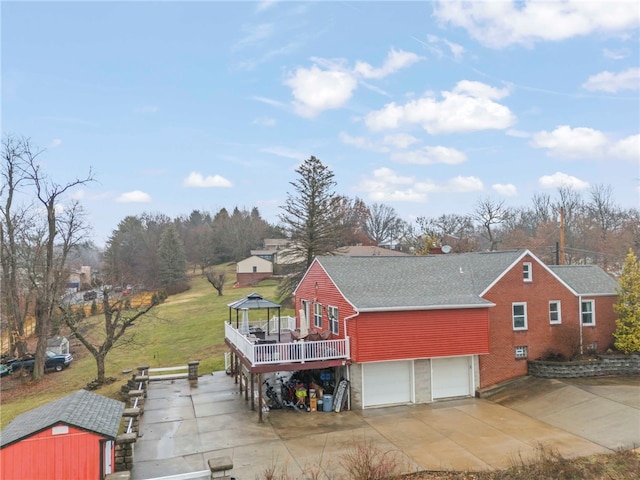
[295, 262, 356, 339]
[351, 309, 490, 362]
[0, 424, 107, 480]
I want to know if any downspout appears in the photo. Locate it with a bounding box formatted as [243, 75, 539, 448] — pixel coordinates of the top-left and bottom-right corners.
[343, 311, 359, 411]
[578, 295, 583, 356]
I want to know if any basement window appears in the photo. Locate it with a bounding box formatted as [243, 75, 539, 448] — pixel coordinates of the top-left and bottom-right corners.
[515, 346, 528, 359]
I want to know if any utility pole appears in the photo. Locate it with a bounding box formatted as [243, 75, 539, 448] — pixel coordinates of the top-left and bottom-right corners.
[559, 207, 566, 265]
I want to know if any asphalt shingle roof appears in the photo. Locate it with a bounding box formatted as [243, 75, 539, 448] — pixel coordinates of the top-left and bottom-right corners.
[548, 265, 619, 295]
[316, 250, 618, 310]
[316, 249, 526, 310]
[1, 389, 125, 448]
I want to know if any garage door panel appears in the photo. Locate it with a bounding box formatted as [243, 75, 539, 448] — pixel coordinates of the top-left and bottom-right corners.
[363, 361, 412, 407]
[432, 356, 471, 399]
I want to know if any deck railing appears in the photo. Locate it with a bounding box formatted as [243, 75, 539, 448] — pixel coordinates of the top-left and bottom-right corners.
[225, 322, 349, 366]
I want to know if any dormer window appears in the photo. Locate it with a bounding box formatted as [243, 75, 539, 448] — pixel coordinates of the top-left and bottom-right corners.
[523, 262, 532, 282]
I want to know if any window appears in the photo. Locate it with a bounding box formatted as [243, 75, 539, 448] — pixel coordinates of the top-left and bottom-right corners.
[515, 346, 528, 359]
[581, 300, 595, 325]
[523, 262, 532, 282]
[549, 301, 561, 324]
[313, 302, 322, 328]
[252, 266, 257, 273]
[512, 302, 527, 330]
[328, 305, 339, 335]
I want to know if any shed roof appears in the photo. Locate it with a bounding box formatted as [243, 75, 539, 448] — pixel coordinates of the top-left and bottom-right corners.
[1, 389, 125, 448]
[548, 265, 618, 295]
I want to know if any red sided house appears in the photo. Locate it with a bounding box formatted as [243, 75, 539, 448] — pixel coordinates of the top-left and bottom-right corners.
[0, 389, 125, 480]
[223, 249, 618, 411]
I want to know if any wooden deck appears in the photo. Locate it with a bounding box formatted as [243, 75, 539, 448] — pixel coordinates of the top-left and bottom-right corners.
[224, 322, 349, 371]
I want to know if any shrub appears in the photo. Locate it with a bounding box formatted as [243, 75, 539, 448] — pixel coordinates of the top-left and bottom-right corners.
[339, 440, 404, 480]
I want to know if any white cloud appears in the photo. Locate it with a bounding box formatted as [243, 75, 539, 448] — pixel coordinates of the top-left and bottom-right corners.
[255, 1, 278, 13]
[355, 168, 483, 202]
[183, 172, 232, 188]
[353, 48, 423, 79]
[252, 116, 277, 126]
[443, 176, 484, 192]
[609, 134, 640, 162]
[582, 68, 640, 93]
[50, 139, 62, 148]
[134, 106, 159, 113]
[285, 65, 358, 118]
[357, 168, 427, 202]
[391, 146, 467, 165]
[492, 183, 518, 196]
[365, 80, 515, 134]
[261, 146, 305, 160]
[233, 23, 274, 51]
[539, 172, 590, 190]
[116, 190, 152, 203]
[506, 129, 531, 138]
[383, 133, 420, 149]
[252, 96, 287, 109]
[285, 48, 421, 117]
[603, 48, 630, 60]
[339, 132, 389, 153]
[531, 125, 638, 160]
[434, 0, 640, 48]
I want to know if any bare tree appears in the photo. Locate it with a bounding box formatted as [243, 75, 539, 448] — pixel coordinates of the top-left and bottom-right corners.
[2, 137, 93, 380]
[61, 291, 157, 385]
[364, 203, 403, 246]
[1, 136, 34, 357]
[205, 267, 226, 296]
[474, 197, 511, 251]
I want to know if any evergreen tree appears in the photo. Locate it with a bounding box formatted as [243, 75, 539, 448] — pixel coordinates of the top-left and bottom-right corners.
[277, 156, 344, 300]
[157, 224, 188, 290]
[613, 249, 640, 354]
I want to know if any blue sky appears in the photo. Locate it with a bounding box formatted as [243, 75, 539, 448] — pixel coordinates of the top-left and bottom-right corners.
[3, 0, 639, 247]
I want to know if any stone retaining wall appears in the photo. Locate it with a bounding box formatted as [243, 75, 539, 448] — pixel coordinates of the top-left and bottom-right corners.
[528, 354, 640, 378]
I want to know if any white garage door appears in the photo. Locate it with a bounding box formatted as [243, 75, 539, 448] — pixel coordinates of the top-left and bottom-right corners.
[362, 361, 412, 407]
[432, 356, 472, 400]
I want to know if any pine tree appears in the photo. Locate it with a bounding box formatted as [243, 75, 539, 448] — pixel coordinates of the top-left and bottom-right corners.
[613, 249, 640, 354]
[157, 224, 188, 290]
[277, 156, 345, 300]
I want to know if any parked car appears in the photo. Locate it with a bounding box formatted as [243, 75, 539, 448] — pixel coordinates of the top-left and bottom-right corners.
[6, 351, 73, 373]
[83, 290, 97, 301]
[0, 364, 12, 377]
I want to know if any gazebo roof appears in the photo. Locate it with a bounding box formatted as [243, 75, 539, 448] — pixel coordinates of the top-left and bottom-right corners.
[227, 292, 281, 310]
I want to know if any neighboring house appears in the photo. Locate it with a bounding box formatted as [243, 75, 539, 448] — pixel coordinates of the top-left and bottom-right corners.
[67, 265, 92, 290]
[224, 249, 618, 410]
[236, 255, 274, 287]
[46, 335, 70, 355]
[0, 389, 124, 480]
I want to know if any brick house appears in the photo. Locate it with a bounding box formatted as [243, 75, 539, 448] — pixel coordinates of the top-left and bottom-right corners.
[292, 249, 618, 408]
[0, 389, 124, 479]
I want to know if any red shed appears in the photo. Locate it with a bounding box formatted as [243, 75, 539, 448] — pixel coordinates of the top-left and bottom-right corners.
[0, 389, 124, 480]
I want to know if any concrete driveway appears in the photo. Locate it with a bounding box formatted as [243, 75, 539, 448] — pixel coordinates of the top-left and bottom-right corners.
[131, 372, 639, 480]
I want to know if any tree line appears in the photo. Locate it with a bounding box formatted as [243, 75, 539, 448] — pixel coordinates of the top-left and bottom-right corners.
[2, 136, 638, 381]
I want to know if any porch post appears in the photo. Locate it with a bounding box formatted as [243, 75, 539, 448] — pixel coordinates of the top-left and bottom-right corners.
[258, 373, 263, 423]
[250, 372, 255, 411]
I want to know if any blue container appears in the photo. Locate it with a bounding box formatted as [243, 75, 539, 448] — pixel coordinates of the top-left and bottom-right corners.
[323, 394, 333, 412]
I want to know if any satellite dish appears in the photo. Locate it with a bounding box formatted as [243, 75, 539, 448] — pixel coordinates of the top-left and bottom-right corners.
[441, 245, 452, 254]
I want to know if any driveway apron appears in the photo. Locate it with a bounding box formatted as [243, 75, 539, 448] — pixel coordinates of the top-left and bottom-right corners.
[131, 372, 638, 480]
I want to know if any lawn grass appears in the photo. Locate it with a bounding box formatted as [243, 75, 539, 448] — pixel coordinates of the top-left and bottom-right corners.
[0, 266, 292, 429]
